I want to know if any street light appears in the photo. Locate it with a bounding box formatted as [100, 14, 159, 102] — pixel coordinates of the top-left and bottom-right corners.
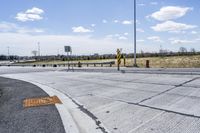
[133, 0, 137, 67]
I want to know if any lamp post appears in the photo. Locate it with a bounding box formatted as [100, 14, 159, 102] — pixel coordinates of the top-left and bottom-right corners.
[133, 0, 137, 67]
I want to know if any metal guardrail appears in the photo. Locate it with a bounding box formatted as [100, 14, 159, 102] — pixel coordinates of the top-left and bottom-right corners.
[0, 61, 115, 67]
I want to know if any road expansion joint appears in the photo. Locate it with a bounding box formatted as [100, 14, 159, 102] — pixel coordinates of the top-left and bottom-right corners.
[138, 77, 200, 104]
[94, 94, 200, 119]
[138, 86, 177, 104]
[175, 77, 200, 87]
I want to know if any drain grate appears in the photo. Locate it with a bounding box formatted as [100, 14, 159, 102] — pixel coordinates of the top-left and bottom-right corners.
[23, 96, 62, 108]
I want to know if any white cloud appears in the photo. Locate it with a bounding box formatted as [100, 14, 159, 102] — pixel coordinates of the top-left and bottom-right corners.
[72, 26, 93, 33]
[137, 28, 145, 32]
[105, 34, 114, 39]
[0, 22, 44, 33]
[138, 3, 145, 6]
[137, 39, 145, 42]
[0, 33, 132, 56]
[151, 6, 192, 21]
[122, 20, 132, 25]
[124, 32, 129, 36]
[151, 21, 197, 32]
[105, 34, 128, 40]
[196, 38, 200, 41]
[170, 39, 196, 44]
[118, 36, 128, 40]
[26, 7, 44, 14]
[0, 22, 17, 32]
[191, 31, 197, 34]
[17, 28, 44, 34]
[114, 34, 120, 37]
[147, 36, 163, 42]
[16, 7, 44, 22]
[91, 24, 96, 27]
[150, 2, 158, 5]
[114, 20, 119, 23]
[102, 19, 107, 23]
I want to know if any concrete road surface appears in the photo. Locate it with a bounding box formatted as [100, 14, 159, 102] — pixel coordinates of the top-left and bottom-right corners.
[1, 67, 200, 133]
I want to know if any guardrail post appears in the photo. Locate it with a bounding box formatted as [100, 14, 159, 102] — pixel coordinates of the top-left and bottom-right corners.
[146, 60, 150, 68]
[78, 62, 82, 67]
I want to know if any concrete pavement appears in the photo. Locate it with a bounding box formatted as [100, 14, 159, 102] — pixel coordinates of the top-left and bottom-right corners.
[1, 67, 200, 133]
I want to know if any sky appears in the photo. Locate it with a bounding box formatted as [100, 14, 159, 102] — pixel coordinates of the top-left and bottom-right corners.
[0, 0, 200, 56]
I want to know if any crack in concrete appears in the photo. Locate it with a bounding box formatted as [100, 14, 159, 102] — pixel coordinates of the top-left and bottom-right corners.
[59, 91, 109, 133]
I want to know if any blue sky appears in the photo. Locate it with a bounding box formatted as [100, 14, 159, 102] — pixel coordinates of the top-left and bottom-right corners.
[0, 0, 200, 56]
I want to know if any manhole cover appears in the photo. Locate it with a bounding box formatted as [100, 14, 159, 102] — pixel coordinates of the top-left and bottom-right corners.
[23, 96, 62, 108]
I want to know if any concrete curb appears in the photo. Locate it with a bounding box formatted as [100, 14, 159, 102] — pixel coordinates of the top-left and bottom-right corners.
[1, 75, 109, 133]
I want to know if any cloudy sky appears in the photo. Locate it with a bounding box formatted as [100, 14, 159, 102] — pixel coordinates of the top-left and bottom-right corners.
[0, 0, 200, 56]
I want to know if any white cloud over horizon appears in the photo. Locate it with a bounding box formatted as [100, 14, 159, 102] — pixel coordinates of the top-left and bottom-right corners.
[16, 7, 44, 22]
[170, 39, 196, 44]
[0, 32, 133, 56]
[0, 22, 44, 33]
[72, 26, 93, 33]
[147, 36, 163, 42]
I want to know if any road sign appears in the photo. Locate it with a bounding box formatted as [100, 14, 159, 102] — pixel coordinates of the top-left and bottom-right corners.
[64, 46, 74, 71]
[64, 46, 71, 52]
[117, 49, 122, 71]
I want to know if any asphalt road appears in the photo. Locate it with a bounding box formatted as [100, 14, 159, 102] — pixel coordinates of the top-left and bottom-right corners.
[0, 77, 65, 133]
[1, 67, 200, 133]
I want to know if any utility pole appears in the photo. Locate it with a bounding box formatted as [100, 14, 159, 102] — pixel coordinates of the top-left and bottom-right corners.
[38, 42, 40, 56]
[133, 0, 137, 67]
[7, 46, 10, 60]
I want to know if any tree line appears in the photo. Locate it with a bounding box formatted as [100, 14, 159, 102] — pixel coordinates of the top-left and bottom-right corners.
[0, 47, 199, 61]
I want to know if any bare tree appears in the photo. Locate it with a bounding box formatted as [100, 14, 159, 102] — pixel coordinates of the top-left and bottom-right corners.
[190, 48, 196, 53]
[179, 47, 187, 53]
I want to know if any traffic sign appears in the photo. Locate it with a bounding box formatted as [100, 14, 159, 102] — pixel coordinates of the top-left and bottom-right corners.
[117, 49, 122, 71]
